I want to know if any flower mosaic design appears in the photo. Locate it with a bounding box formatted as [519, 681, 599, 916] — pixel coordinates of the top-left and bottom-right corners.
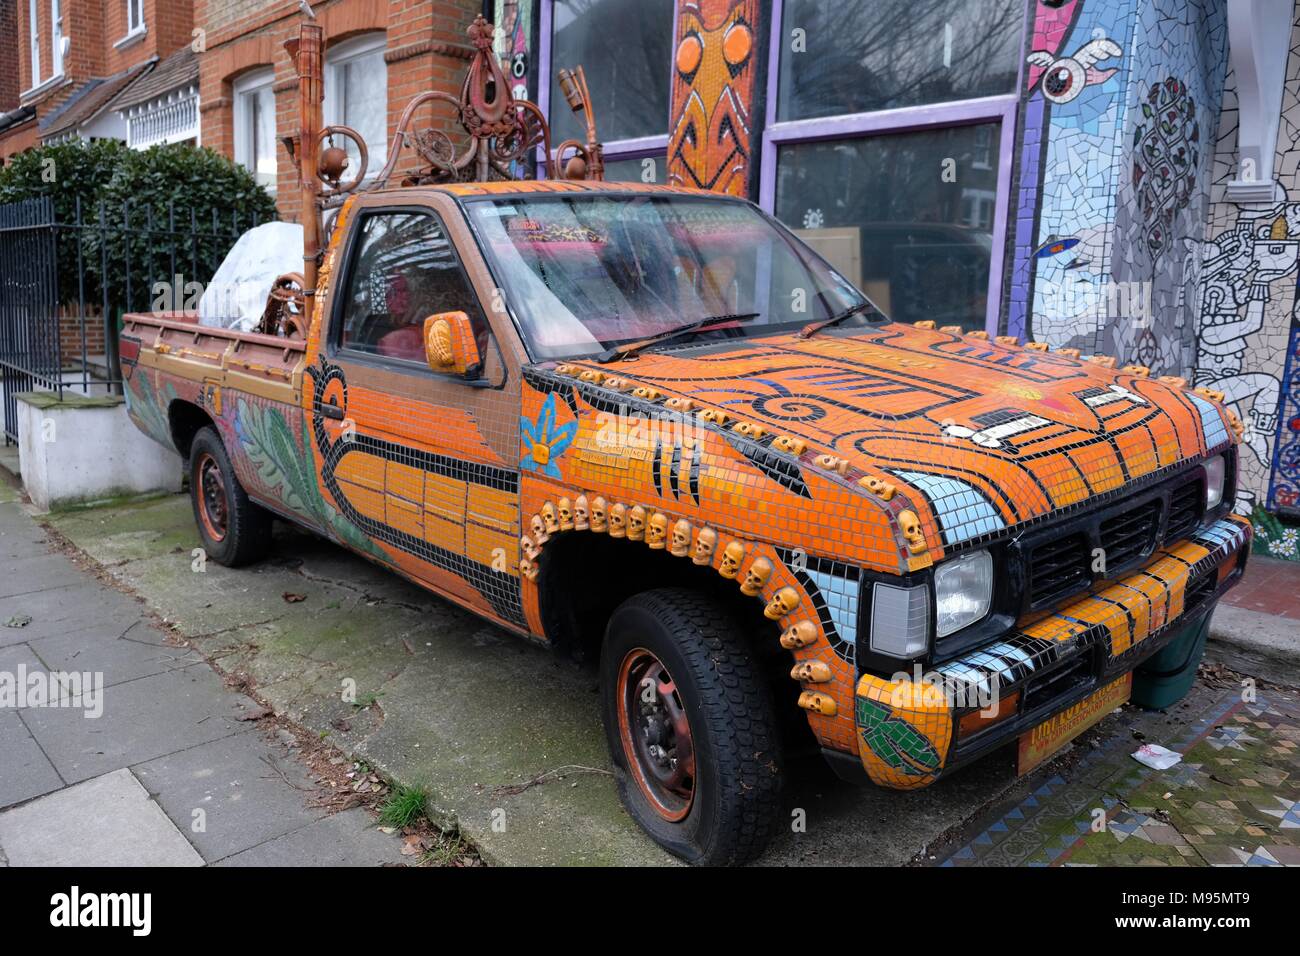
[520, 392, 576, 479]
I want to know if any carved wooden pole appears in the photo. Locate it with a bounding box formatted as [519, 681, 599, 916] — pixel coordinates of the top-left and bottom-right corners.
[286, 25, 324, 319]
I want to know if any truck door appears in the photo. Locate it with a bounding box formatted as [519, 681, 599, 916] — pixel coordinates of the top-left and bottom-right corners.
[313, 199, 525, 630]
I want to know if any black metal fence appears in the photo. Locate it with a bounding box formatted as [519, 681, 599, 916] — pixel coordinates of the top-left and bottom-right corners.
[0, 196, 259, 444]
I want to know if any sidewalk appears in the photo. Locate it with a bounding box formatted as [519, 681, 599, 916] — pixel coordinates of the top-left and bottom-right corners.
[933, 680, 1300, 866]
[0, 478, 407, 866]
[1210, 555, 1300, 687]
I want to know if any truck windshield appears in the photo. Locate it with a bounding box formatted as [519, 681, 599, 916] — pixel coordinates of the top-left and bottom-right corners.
[465, 194, 875, 360]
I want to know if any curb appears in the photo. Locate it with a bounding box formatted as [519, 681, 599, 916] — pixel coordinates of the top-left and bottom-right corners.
[1208, 603, 1300, 689]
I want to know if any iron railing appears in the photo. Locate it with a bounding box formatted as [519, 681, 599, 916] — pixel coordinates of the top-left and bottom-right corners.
[0, 196, 260, 444]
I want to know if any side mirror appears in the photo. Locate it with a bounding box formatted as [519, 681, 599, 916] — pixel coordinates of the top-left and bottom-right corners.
[423, 311, 482, 378]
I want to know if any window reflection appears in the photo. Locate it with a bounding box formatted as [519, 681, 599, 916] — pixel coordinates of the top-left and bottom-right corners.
[550, 0, 673, 144]
[777, 0, 1022, 121]
[603, 155, 668, 185]
[775, 123, 1000, 332]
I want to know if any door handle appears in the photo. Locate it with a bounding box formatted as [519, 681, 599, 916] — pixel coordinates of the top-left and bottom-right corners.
[318, 401, 345, 420]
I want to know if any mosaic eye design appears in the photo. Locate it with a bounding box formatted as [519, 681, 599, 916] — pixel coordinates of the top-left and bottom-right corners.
[520, 392, 577, 479]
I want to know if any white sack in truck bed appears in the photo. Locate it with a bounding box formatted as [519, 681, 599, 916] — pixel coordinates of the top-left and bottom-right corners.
[198, 221, 305, 331]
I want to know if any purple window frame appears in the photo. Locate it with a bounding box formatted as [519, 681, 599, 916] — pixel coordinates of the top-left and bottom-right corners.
[535, 0, 678, 180]
[758, 0, 1026, 336]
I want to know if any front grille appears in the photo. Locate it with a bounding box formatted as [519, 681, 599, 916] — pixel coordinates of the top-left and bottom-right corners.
[1022, 657, 1093, 713]
[1020, 462, 1224, 614]
[1028, 532, 1090, 606]
[1164, 478, 1202, 542]
[1184, 569, 1216, 612]
[1098, 499, 1161, 570]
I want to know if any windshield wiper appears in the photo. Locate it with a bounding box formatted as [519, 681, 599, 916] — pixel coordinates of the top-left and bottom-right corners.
[596, 312, 760, 363]
[797, 302, 878, 340]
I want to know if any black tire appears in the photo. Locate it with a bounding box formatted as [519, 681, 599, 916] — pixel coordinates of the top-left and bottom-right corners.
[189, 426, 272, 567]
[600, 588, 784, 865]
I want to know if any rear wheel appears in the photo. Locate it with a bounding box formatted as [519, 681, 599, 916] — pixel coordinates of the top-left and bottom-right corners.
[600, 588, 784, 865]
[189, 426, 271, 567]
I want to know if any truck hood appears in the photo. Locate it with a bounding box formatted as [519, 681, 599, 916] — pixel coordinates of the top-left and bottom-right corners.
[554, 322, 1235, 546]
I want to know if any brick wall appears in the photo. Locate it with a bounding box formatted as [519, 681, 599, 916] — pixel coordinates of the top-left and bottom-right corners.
[0, 0, 18, 110]
[57, 303, 107, 362]
[198, 0, 481, 221]
[1, 0, 193, 159]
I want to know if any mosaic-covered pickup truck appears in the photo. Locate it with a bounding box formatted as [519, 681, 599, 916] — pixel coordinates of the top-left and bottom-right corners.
[118, 19, 1250, 866]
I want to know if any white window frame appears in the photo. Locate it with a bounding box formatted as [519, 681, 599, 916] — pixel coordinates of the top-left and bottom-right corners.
[29, 0, 41, 87]
[50, 0, 64, 77]
[233, 68, 277, 194]
[323, 33, 388, 181]
[126, 0, 144, 36]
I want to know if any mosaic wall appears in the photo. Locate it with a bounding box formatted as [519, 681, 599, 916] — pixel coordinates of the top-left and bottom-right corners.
[1199, 14, 1300, 556]
[666, 0, 763, 196]
[1007, 0, 1228, 373]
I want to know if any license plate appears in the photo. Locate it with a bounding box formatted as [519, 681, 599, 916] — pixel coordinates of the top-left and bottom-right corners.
[1017, 673, 1132, 775]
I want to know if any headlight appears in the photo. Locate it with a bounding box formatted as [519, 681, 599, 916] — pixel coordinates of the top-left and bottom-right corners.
[1204, 454, 1226, 510]
[933, 550, 993, 638]
[869, 581, 930, 658]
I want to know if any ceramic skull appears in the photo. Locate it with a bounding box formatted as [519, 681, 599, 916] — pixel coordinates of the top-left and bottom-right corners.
[520, 535, 539, 561]
[627, 505, 647, 541]
[608, 503, 627, 538]
[764, 586, 800, 620]
[590, 496, 608, 532]
[557, 497, 574, 531]
[530, 514, 550, 545]
[897, 509, 925, 552]
[780, 621, 817, 650]
[573, 495, 589, 531]
[646, 513, 668, 549]
[692, 527, 717, 565]
[542, 501, 559, 534]
[740, 557, 773, 596]
[718, 541, 745, 579]
[670, 519, 692, 557]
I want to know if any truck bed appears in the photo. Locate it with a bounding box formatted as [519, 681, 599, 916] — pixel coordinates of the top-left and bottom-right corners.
[120, 310, 307, 403]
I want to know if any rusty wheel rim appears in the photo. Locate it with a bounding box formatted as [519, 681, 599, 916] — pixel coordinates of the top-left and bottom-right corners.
[196, 452, 228, 543]
[616, 647, 695, 822]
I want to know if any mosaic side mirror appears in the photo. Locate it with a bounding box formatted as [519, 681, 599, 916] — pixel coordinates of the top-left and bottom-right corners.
[424, 311, 482, 379]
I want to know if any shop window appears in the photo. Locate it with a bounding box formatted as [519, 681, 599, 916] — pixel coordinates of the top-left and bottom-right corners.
[546, 0, 673, 158]
[325, 34, 388, 182]
[233, 69, 277, 193]
[774, 123, 1001, 332]
[776, 0, 1022, 122]
[602, 155, 668, 185]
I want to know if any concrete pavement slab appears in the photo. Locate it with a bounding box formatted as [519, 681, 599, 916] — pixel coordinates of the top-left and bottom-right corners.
[0, 710, 63, 809]
[0, 582, 147, 647]
[214, 807, 404, 866]
[0, 641, 44, 676]
[19, 662, 264, 784]
[0, 768, 203, 866]
[0, 552, 90, 598]
[133, 732, 328, 862]
[28, 623, 202, 688]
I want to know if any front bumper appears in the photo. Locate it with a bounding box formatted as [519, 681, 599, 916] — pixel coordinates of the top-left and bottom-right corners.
[851, 514, 1251, 789]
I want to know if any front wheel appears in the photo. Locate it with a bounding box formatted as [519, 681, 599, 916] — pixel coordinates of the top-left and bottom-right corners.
[189, 426, 272, 567]
[600, 588, 784, 865]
